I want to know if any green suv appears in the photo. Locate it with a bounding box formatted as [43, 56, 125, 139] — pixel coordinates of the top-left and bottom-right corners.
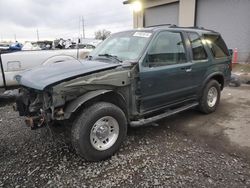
[16, 26, 231, 161]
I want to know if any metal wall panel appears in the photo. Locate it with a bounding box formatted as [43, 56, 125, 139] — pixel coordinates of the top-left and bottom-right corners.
[196, 0, 250, 63]
[144, 3, 179, 27]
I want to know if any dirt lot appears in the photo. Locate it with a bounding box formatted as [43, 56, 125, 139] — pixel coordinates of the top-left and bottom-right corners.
[0, 85, 250, 187]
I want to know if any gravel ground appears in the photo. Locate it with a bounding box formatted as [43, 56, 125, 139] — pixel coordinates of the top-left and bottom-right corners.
[1, 87, 250, 187]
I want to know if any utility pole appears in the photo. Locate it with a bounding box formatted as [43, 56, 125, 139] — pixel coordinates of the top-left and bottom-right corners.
[82, 16, 85, 39]
[36, 29, 40, 41]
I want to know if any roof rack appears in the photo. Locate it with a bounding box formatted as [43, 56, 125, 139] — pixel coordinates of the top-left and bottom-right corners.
[145, 24, 177, 28]
[169, 25, 216, 32]
[144, 24, 216, 33]
[169, 25, 204, 29]
[123, 0, 144, 4]
[145, 25, 207, 30]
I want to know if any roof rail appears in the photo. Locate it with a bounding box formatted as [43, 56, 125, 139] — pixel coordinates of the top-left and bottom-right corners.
[144, 24, 217, 33]
[169, 25, 216, 32]
[169, 25, 204, 29]
[123, 0, 144, 4]
[145, 24, 177, 28]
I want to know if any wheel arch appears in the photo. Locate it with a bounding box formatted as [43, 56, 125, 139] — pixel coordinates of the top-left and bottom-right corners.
[202, 73, 225, 91]
[42, 55, 77, 65]
[64, 90, 128, 120]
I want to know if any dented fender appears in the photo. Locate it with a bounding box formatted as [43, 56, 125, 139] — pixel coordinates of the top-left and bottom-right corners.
[63, 89, 112, 119]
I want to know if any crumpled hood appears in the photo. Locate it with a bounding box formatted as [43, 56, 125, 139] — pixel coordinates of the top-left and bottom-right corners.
[16, 60, 119, 90]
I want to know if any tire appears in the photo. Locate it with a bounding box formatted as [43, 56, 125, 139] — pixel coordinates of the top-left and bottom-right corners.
[199, 79, 221, 114]
[71, 102, 127, 161]
[234, 80, 241, 87]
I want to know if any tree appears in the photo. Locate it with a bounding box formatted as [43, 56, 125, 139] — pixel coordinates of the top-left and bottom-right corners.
[94, 29, 111, 40]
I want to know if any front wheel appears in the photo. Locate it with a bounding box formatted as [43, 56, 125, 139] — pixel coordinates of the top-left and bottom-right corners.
[199, 80, 221, 114]
[71, 102, 127, 161]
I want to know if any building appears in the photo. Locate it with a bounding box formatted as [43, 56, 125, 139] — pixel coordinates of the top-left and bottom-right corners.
[124, 0, 250, 63]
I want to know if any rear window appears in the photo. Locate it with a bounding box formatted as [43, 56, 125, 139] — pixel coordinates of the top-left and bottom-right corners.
[204, 34, 229, 58]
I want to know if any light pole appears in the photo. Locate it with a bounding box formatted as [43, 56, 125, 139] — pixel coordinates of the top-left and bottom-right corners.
[131, 1, 142, 28]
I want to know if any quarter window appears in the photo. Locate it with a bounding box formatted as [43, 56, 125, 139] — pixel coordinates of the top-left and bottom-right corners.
[147, 32, 187, 67]
[204, 34, 229, 58]
[188, 32, 207, 61]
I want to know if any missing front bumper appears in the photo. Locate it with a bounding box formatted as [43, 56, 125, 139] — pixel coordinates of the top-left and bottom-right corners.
[25, 116, 45, 130]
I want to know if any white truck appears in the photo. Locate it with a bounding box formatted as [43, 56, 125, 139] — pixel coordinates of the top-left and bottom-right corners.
[0, 48, 92, 96]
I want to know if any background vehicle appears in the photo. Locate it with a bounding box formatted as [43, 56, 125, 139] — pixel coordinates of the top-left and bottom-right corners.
[0, 42, 10, 53]
[0, 47, 93, 93]
[15, 26, 231, 161]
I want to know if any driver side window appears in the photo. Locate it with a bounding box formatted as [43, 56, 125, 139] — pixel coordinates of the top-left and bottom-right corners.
[146, 31, 187, 67]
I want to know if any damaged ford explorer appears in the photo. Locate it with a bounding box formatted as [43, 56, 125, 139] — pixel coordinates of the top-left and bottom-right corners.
[15, 26, 231, 161]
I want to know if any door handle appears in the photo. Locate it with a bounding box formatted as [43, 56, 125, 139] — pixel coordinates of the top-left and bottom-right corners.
[181, 66, 192, 72]
[185, 68, 192, 72]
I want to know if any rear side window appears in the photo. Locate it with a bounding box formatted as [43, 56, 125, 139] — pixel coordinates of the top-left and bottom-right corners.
[204, 34, 229, 58]
[187, 32, 207, 61]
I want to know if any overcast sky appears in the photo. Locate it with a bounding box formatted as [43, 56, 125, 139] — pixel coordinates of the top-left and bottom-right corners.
[0, 0, 133, 42]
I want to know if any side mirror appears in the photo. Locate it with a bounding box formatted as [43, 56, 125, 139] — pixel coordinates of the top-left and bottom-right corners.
[228, 49, 233, 56]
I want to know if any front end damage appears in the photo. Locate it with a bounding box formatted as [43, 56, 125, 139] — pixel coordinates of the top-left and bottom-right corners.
[15, 64, 135, 130]
[16, 88, 53, 129]
[16, 88, 69, 129]
[13, 60, 123, 129]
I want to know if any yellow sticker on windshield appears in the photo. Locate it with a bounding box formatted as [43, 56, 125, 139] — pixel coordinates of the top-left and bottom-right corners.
[133, 32, 152, 38]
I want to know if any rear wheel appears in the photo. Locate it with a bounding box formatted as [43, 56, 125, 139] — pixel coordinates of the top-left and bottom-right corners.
[199, 80, 221, 114]
[71, 102, 127, 161]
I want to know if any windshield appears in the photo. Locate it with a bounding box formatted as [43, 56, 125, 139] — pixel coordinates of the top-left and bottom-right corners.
[90, 31, 152, 62]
